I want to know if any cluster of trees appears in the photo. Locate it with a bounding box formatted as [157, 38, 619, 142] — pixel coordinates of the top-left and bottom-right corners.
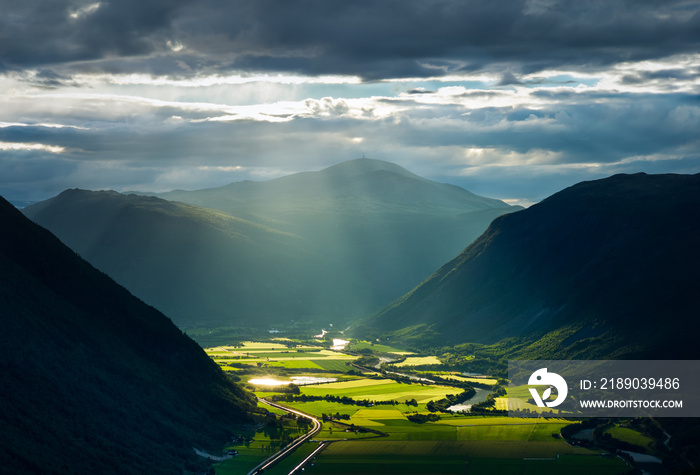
[421, 374, 496, 390]
[407, 413, 441, 423]
[426, 389, 476, 412]
[355, 356, 380, 368]
[255, 383, 302, 394]
[321, 413, 351, 421]
[269, 392, 417, 408]
[406, 343, 510, 377]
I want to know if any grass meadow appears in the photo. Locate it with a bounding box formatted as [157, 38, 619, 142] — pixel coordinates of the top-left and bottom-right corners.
[303, 440, 627, 474]
[605, 425, 654, 451]
[392, 356, 443, 367]
[300, 378, 460, 404]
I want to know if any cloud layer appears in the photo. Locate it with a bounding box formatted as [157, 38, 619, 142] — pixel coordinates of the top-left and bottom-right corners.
[1, 0, 699, 203]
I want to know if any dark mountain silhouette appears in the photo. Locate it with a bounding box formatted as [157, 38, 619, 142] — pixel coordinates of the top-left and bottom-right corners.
[24, 159, 519, 328]
[359, 173, 700, 358]
[0, 196, 255, 473]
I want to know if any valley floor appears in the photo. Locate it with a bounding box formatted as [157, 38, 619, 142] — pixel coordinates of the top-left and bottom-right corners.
[202, 339, 636, 475]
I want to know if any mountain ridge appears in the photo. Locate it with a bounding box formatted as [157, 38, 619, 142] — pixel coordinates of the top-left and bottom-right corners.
[0, 195, 255, 473]
[358, 172, 700, 358]
[24, 159, 519, 328]
[156, 158, 513, 217]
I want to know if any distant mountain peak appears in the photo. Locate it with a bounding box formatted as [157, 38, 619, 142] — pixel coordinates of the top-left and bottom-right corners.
[318, 157, 426, 179]
[154, 157, 512, 216]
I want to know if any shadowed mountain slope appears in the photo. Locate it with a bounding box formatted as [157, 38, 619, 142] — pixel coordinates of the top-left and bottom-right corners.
[0, 196, 255, 474]
[23, 190, 326, 327]
[25, 159, 519, 327]
[359, 173, 700, 358]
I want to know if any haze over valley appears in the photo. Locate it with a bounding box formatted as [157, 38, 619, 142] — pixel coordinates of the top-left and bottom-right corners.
[23, 158, 519, 329]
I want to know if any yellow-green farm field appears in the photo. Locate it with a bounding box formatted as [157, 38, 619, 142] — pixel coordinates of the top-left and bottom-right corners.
[392, 356, 442, 367]
[441, 374, 499, 386]
[300, 378, 460, 404]
[205, 342, 356, 372]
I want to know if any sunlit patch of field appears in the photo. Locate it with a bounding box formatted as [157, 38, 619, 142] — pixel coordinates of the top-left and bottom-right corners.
[205, 341, 359, 373]
[305, 378, 395, 390]
[505, 384, 533, 398]
[300, 378, 458, 404]
[239, 342, 293, 350]
[392, 356, 442, 367]
[257, 400, 289, 416]
[263, 359, 325, 369]
[351, 409, 408, 426]
[440, 374, 499, 386]
[217, 365, 243, 372]
[279, 401, 360, 419]
[496, 398, 535, 413]
[312, 359, 354, 372]
[499, 386, 567, 415]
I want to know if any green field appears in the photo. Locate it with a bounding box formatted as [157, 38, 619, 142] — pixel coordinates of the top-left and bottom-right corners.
[606, 425, 654, 451]
[300, 378, 459, 404]
[303, 441, 627, 474]
[393, 356, 442, 367]
[347, 341, 414, 354]
[205, 343, 356, 372]
[258, 400, 289, 416]
[441, 374, 499, 386]
[263, 359, 325, 369]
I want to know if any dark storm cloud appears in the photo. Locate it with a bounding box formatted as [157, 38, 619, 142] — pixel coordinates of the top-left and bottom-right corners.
[492, 99, 695, 161]
[620, 68, 700, 86]
[0, 0, 191, 68]
[2, 0, 699, 79]
[0, 150, 79, 200]
[497, 72, 523, 86]
[195, 0, 700, 79]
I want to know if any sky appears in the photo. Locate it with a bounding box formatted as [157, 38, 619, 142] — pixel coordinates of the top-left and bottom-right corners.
[1, 0, 700, 206]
